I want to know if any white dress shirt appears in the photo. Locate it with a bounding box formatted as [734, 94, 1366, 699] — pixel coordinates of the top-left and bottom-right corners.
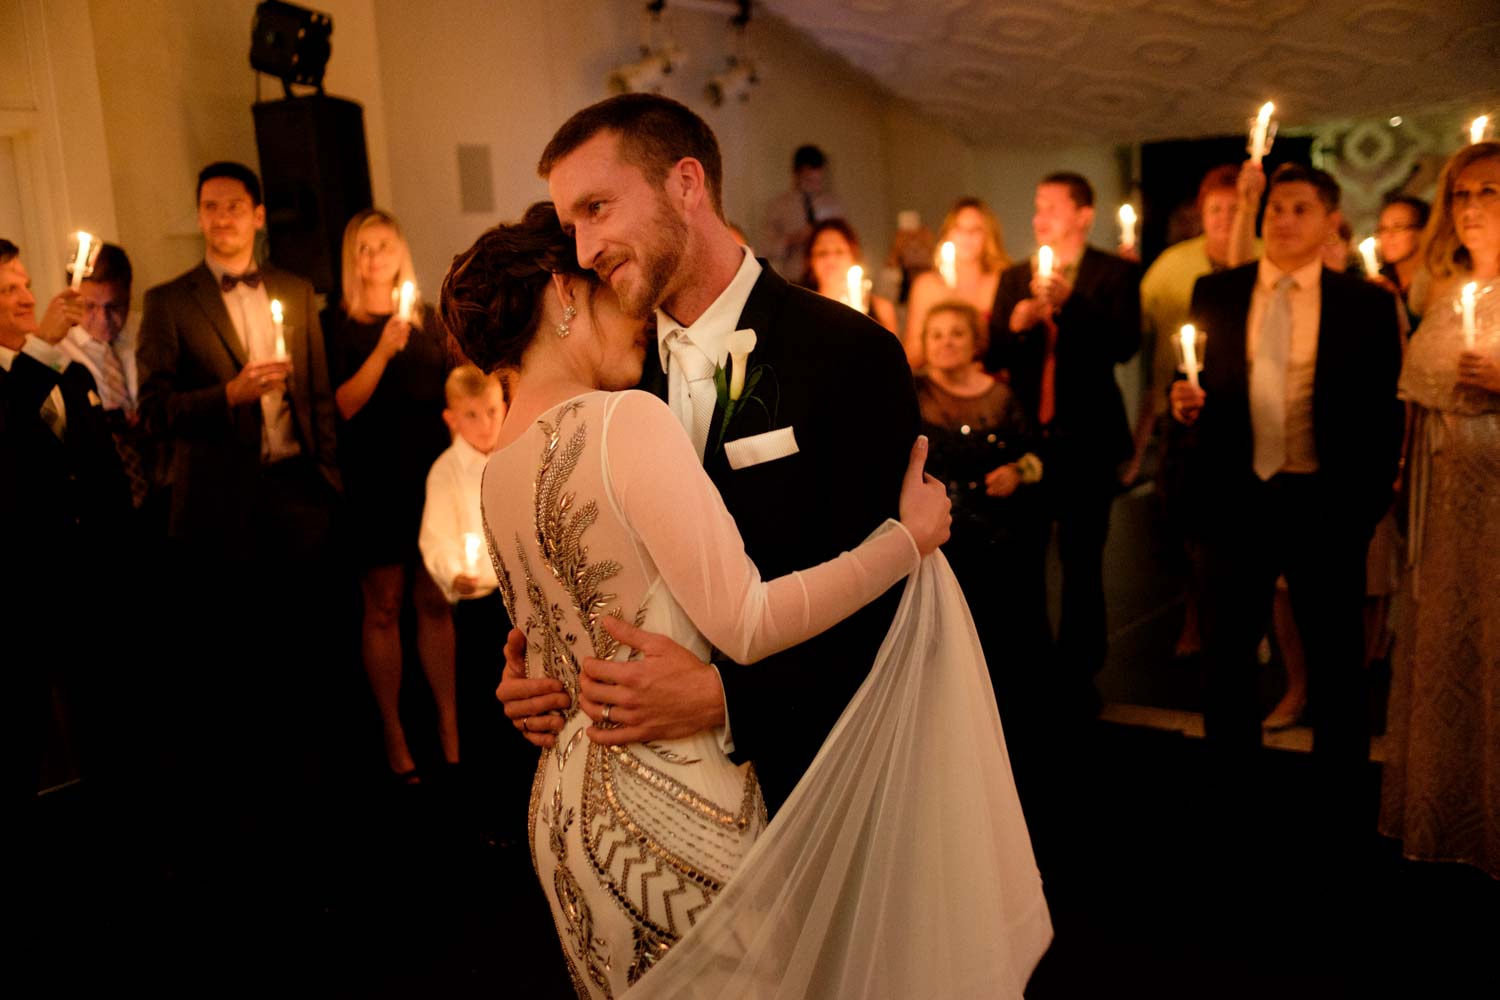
[1246, 256, 1322, 474]
[1, 335, 72, 430]
[655, 248, 763, 459]
[420, 433, 500, 605]
[653, 246, 763, 751]
[205, 258, 300, 462]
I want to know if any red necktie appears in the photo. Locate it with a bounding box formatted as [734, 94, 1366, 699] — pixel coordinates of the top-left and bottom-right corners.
[1037, 317, 1058, 426]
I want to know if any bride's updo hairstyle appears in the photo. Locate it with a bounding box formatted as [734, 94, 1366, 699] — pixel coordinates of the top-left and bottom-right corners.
[440, 201, 592, 373]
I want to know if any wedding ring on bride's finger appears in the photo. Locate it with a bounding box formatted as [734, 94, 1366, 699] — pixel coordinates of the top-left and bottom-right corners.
[602, 703, 612, 725]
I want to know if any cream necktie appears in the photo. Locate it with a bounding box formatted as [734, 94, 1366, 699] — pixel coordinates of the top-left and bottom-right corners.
[666, 334, 718, 461]
[1251, 274, 1295, 480]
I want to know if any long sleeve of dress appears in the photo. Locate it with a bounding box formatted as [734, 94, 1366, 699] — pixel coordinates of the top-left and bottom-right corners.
[602, 390, 920, 665]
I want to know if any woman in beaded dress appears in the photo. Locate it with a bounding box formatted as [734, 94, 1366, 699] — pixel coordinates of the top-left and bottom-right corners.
[1379, 142, 1500, 880]
[439, 203, 976, 998]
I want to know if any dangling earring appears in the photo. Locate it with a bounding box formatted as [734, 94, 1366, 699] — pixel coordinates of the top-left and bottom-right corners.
[556, 304, 577, 338]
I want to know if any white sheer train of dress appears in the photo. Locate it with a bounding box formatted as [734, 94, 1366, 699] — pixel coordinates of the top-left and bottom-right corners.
[481, 389, 1051, 1000]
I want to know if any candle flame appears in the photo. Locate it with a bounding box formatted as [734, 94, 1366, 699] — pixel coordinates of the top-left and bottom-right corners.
[464, 532, 483, 571]
[1472, 116, 1490, 144]
[398, 280, 416, 321]
[1118, 204, 1136, 226]
[1463, 281, 1477, 304]
[846, 265, 863, 310]
[270, 299, 284, 324]
[1359, 237, 1379, 275]
[1038, 245, 1054, 278]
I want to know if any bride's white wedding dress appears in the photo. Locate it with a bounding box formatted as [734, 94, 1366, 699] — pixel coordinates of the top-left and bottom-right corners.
[482, 389, 1050, 999]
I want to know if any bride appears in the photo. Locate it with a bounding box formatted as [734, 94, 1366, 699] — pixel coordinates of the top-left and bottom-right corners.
[442, 203, 1049, 998]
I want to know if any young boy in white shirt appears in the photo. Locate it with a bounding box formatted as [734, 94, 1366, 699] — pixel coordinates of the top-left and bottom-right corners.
[419, 365, 522, 837]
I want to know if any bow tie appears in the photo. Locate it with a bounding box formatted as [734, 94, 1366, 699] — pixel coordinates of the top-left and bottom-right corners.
[220, 270, 263, 292]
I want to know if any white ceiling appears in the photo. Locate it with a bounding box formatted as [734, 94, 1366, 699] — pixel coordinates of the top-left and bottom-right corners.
[757, 0, 1500, 146]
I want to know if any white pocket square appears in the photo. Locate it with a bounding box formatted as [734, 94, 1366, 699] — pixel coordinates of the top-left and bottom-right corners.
[725, 426, 799, 470]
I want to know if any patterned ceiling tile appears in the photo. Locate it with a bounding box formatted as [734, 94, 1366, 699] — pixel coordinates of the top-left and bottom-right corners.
[1146, 0, 1313, 31]
[1342, 3, 1439, 38]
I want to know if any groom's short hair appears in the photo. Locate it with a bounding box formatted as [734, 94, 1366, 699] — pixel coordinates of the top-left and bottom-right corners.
[538, 94, 725, 218]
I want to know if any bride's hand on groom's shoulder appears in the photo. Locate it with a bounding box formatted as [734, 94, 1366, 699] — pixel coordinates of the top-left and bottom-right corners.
[579, 618, 726, 747]
[899, 436, 952, 556]
[497, 628, 569, 748]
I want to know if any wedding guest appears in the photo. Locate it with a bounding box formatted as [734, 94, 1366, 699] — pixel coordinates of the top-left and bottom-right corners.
[137, 162, 342, 878]
[326, 208, 454, 783]
[1380, 140, 1500, 880]
[803, 218, 897, 333]
[1132, 165, 1241, 657]
[905, 197, 1008, 368]
[418, 365, 517, 832]
[0, 239, 129, 806]
[57, 243, 156, 515]
[1375, 194, 1430, 328]
[1170, 164, 1402, 839]
[913, 301, 1047, 726]
[762, 144, 843, 281]
[988, 172, 1140, 716]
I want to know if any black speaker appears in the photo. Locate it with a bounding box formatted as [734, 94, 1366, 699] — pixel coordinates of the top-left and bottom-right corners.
[252, 95, 372, 299]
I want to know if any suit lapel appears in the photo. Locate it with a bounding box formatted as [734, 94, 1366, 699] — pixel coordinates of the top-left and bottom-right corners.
[188, 264, 249, 368]
[638, 331, 668, 403]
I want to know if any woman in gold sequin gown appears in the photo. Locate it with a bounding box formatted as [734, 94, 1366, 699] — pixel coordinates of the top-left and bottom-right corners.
[439, 204, 956, 997]
[1379, 142, 1500, 880]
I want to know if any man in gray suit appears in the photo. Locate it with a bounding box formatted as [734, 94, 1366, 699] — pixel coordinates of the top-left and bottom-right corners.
[137, 162, 342, 872]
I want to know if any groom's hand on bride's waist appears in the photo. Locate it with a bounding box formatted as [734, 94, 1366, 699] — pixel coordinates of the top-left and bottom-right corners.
[580, 617, 726, 747]
[498, 628, 570, 748]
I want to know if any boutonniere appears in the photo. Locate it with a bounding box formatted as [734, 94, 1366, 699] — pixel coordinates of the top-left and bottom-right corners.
[710, 329, 777, 454]
[1016, 452, 1043, 484]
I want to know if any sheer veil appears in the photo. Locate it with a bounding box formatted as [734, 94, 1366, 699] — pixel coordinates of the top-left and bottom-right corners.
[628, 551, 1052, 999]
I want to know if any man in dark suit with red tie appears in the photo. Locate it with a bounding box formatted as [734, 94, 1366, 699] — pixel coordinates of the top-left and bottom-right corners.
[1, 239, 130, 806]
[987, 172, 1141, 720]
[137, 163, 342, 869]
[1170, 164, 1402, 840]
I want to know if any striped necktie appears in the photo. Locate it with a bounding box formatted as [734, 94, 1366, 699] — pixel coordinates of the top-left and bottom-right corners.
[1251, 275, 1296, 480]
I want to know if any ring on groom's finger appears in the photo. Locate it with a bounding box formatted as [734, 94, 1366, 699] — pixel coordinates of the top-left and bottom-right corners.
[521, 716, 532, 733]
[602, 704, 612, 725]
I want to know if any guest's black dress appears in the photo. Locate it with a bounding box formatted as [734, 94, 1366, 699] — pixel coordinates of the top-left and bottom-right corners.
[915, 375, 1051, 722]
[325, 304, 451, 569]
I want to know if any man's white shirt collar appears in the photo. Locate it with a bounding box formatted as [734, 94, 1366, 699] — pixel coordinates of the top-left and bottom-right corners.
[452, 432, 492, 472]
[1257, 255, 1322, 292]
[656, 248, 762, 374]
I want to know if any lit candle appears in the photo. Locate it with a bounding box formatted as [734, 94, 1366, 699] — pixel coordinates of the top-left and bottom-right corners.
[1358, 237, 1379, 277]
[270, 299, 286, 358]
[1249, 101, 1275, 164]
[397, 280, 415, 323]
[1037, 245, 1054, 280]
[1179, 324, 1201, 390]
[1472, 115, 1491, 145]
[938, 241, 957, 288]
[1118, 204, 1137, 251]
[463, 532, 483, 575]
[1461, 281, 1477, 350]
[69, 231, 95, 290]
[846, 265, 864, 312]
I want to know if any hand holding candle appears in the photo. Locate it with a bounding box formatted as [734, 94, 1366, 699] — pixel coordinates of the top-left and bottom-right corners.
[397, 280, 416, 324]
[1461, 282, 1477, 351]
[938, 241, 957, 288]
[1249, 102, 1276, 165]
[270, 298, 287, 359]
[1358, 237, 1379, 278]
[1118, 204, 1137, 252]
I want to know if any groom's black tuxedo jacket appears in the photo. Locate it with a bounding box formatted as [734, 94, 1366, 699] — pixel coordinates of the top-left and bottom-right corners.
[640, 262, 918, 813]
[1174, 263, 1403, 538]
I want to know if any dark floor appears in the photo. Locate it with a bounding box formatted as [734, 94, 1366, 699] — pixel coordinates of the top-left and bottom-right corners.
[23, 482, 1497, 997]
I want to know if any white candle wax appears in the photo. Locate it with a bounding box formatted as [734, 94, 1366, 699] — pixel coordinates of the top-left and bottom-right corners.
[1472, 116, 1490, 145]
[1250, 102, 1275, 164]
[463, 532, 483, 575]
[846, 265, 864, 312]
[1038, 245, 1054, 280]
[1359, 237, 1379, 277]
[1180, 324, 1201, 390]
[1118, 204, 1137, 251]
[397, 280, 415, 323]
[70, 231, 94, 290]
[938, 242, 957, 288]
[1461, 282, 1477, 351]
[270, 299, 286, 358]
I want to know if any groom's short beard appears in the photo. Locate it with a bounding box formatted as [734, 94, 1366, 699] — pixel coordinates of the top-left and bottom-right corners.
[602, 194, 688, 320]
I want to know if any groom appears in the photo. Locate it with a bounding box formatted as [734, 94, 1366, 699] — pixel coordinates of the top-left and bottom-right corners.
[497, 94, 919, 813]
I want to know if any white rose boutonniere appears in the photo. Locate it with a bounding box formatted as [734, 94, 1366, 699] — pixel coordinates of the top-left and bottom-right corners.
[725, 328, 757, 400]
[711, 328, 777, 455]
